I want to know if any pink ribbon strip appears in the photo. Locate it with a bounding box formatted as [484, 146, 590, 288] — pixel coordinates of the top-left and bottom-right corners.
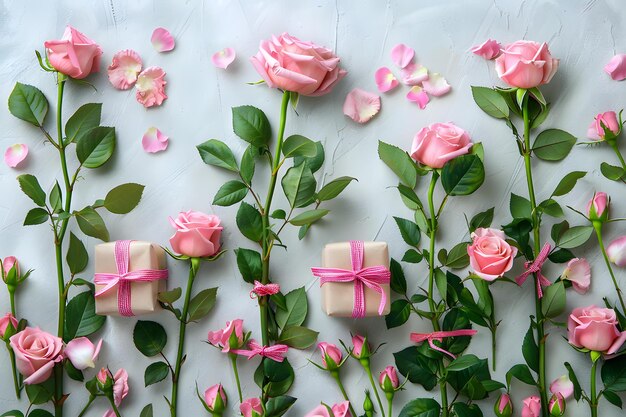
[232, 340, 289, 362]
[410, 330, 478, 359]
[94, 240, 168, 317]
[515, 242, 552, 298]
[311, 240, 391, 318]
[250, 280, 281, 298]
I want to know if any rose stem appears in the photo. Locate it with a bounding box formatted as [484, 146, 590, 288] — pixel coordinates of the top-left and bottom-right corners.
[593, 225, 626, 313]
[590, 354, 599, 417]
[229, 353, 243, 403]
[363, 363, 385, 417]
[330, 370, 357, 417]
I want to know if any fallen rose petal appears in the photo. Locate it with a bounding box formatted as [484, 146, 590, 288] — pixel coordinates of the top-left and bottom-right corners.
[375, 67, 399, 92]
[151, 27, 175, 52]
[343, 88, 381, 123]
[550, 375, 574, 400]
[212, 47, 236, 69]
[142, 127, 169, 153]
[422, 73, 451, 96]
[471, 38, 502, 60]
[401, 63, 429, 85]
[391, 43, 415, 68]
[4, 144, 28, 168]
[107, 49, 143, 90]
[406, 86, 429, 109]
[136, 66, 167, 108]
[605, 54, 626, 81]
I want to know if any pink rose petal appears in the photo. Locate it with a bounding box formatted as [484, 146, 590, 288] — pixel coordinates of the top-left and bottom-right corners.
[151, 27, 175, 53]
[136, 66, 167, 108]
[605, 54, 626, 81]
[4, 144, 28, 168]
[375, 67, 399, 92]
[212, 47, 236, 69]
[550, 375, 574, 400]
[391, 43, 415, 68]
[401, 63, 429, 85]
[142, 127, 169, 153]
[343, 88, 381, 123]
[107, 49, 143, 90]
[422, 73, 451, 96]
[471, 39, 502, 60]
[406, 86, 430, 109]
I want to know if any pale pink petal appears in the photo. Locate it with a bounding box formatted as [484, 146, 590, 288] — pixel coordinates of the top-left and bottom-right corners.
[375, 67, 399, 92]
[142, 127, 169, 153]
[605, 54, 626, 81]
[422, 73, 451, 96]
[391, 43, 415, 68]
[343, 88, 381, 123]
[471, 39, 502, 60]
[406, 86, 430, 109]
[550, 375, 574, 400]
[65, 337, 101, 370]
[212, 48, 236, 69]
[4, 144, 28, 168]
[136, 66, 167, 108]
[401, 63, 429, 85]
[561, 258, 591, 295]
[151, 27, 175, 52]
[107, 49, 143, 90]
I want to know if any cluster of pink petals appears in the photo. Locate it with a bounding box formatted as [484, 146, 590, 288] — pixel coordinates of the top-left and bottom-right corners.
[471, 38, 502, 60]
[605, 54, 626, 81]
[212, 47, 236, 69]
[151, 27, 175, 52]
[142, 127, 169, 153]
[4, 144, 28, 168]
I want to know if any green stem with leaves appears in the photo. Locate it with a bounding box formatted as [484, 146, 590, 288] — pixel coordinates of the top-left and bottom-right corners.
[229, 353, 243, 403]
[330, 370, 357, 417]
[363, 363, 385, 417]
[609, 141, 626, 173]
[106, 396, 123, 417]
[593, 224, 626, 313]
[77, 395, 95, 417]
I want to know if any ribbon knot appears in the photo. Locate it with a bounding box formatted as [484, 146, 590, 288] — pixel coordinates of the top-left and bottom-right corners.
[311, 240, 391, 318]
[94, 240, 168, 316]
[250, 281, 281, 298]
[232, 340, 289, 362]
[515, 242, 552, 298]
[410, 330, 478, 359]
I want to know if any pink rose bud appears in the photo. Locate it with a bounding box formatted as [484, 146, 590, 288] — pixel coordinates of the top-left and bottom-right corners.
[2, 256, 18, 284]
[560, 258, 591, 295]
[65, 337, 103, 370]
[495, 40, 559, 89]
[97, 367, 113, 385]
[379, 366, 399, 392]
[568, 305, 626, 354]
[548, 393, 565, 416]
[607, 236, 626, 267]
[587, 111, 621, 141]
[494, 393, 513, 417]
[44, 26, 103, 79]
[304, 405, 332, 417]
[204, 384, 227, 413]
[240, 397, 264, 417]
[351, 334, 370, 359]
[318, 342, 342, 370]
[331, 401, 351, 417]
[208, 319, 245, 352]
[168, 211, 223, 258]
[410, 122, 473, 169]
[521, 396, 541, 417]
[9, 327, 64, 385]
[0, 313, 18, 339]
[251, 33, 347, 96]
[586, 192, 609, 222]
[550, 375, 574, 400]
[468, 228, 517, 281]
[471, 39, 502, 60]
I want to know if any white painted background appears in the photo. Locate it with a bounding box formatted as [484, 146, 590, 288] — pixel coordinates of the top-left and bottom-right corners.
[1, 0, 625, 416]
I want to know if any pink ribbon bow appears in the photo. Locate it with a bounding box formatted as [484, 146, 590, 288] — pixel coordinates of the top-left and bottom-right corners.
[515, 242, 552, 298]
[311, 240, 391, 318]
[250, 281, 281, 298]
[94, 240, 168, 317]
[410, 329, 478, 359]
[232, 340, 289, 362]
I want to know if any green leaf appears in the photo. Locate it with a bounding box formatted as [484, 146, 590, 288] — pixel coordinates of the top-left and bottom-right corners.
[213, 180, 248, 206]
[289, 209, 329, 226]
[471, 86, 509, 119]
[1, 411, 24, 417]
[276, 287, 307, 329]
[8, 82, 48, 126]
[232, 105, 271, 147]
[75, 207, 110, 241]
[445, 242, 469, 269]
[25, 381, 54, 405]
[282, 135, 317, 158]
[260, 359, 295, 397]
[398, 398, 441, 417]
[317, 176, 357, 201]
[552, 171, 586, 197]
[139, 404, 153, 417]
[532, 129, 577, 161]
[133, 320, 167, 357]
[65, 103, 102, 143]
[394, 217, 421, 246]
[603, 390, 623, 409]
[17, 174, 46, 206]
[28, 411, 54, 417]
[24, 208, 49, 225]
[196, 139, 239, 172]
[281, 162, 316, 208]
[103, 183, 144, 214]
[67, 232, 88, 275]
[294, 141, 325, 174]
[549, 248, 575, 263]
[558, 226, 593, 249]
[76, 126, 116, 168]
[452, 403, 483, 417]
[236, 202, 263, 242]
[378, 141, 417, 188]
[398, 183, 423, 210]
[390, 258, 407, 294]
[469, 207, 494, 232]
[510, 193, 532, 219]
[157, 287, 182, 304]
[564, 362, 582, 401]
[385, 299, 411, 329]
[506, 363, 536, 387]
[446, 354, 482, 372]
[64, 291, 105, 342]
[144, 361, 169, 386]
[446, 355, 490, 400]
[240, 145, 256, 183]
[522, 324, 539, 372]
[394, 346, 438, 390]
[538, 198, 563, 217]
[602, 355, 626, 392]
[441, 154, 485, 196]
[402, 249, 423, 263]
[271, 209, 286, 220]
[265, 395, 297, 417]
[235, 248, 262, 283]
[601, 162, 625, 181]
[187, 287, 218, 322]
[278, 326, 318, 349]
[65, 359, 84, 381]
[49, 182, 62, 213]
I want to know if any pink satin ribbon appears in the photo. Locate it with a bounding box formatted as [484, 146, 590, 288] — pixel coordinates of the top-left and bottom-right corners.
[311, 240, 391, 318]
[515, 242, 552, 298]
[94, 240, 168, 317]
[232, 340, 289, 362]
[410, 329, 478, 359]
[250, 280, 281, 298]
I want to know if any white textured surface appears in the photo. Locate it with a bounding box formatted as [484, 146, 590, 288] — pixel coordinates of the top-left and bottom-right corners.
[1, 0, 625, 416]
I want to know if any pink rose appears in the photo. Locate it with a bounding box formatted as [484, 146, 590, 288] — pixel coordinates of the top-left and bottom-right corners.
[586, 192, 609, 221]
[102, 369, 129, 417]
[318, 342, 342, 369]
[495, 40, 558, 89]
[410, 122, 473, 168]
[521, 396, 541, 417]
[204, 384, 227, 413]
[471, 39, 502, 60]
[560, 258, 591, 294]
[351, 334, 369, 358]
[44, 26, 102, 79]
[607, 236, 626, 267]
[587, 111, 620, 141]
[305, 402, 351, 417]
[240, 397, 264, 417]
[379, 366, 399, 391]
[250, 33, 347, 96]
[169, 211, 223, 257]
[9, 327, 63, 384]
[548, 393, 565, 416]
[568, 305, 626, 354]
[208, 319, 245, 352]
[494, 393, 513, 417]
[0, 313, 18, 339]
[467, 228, 517, 281]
